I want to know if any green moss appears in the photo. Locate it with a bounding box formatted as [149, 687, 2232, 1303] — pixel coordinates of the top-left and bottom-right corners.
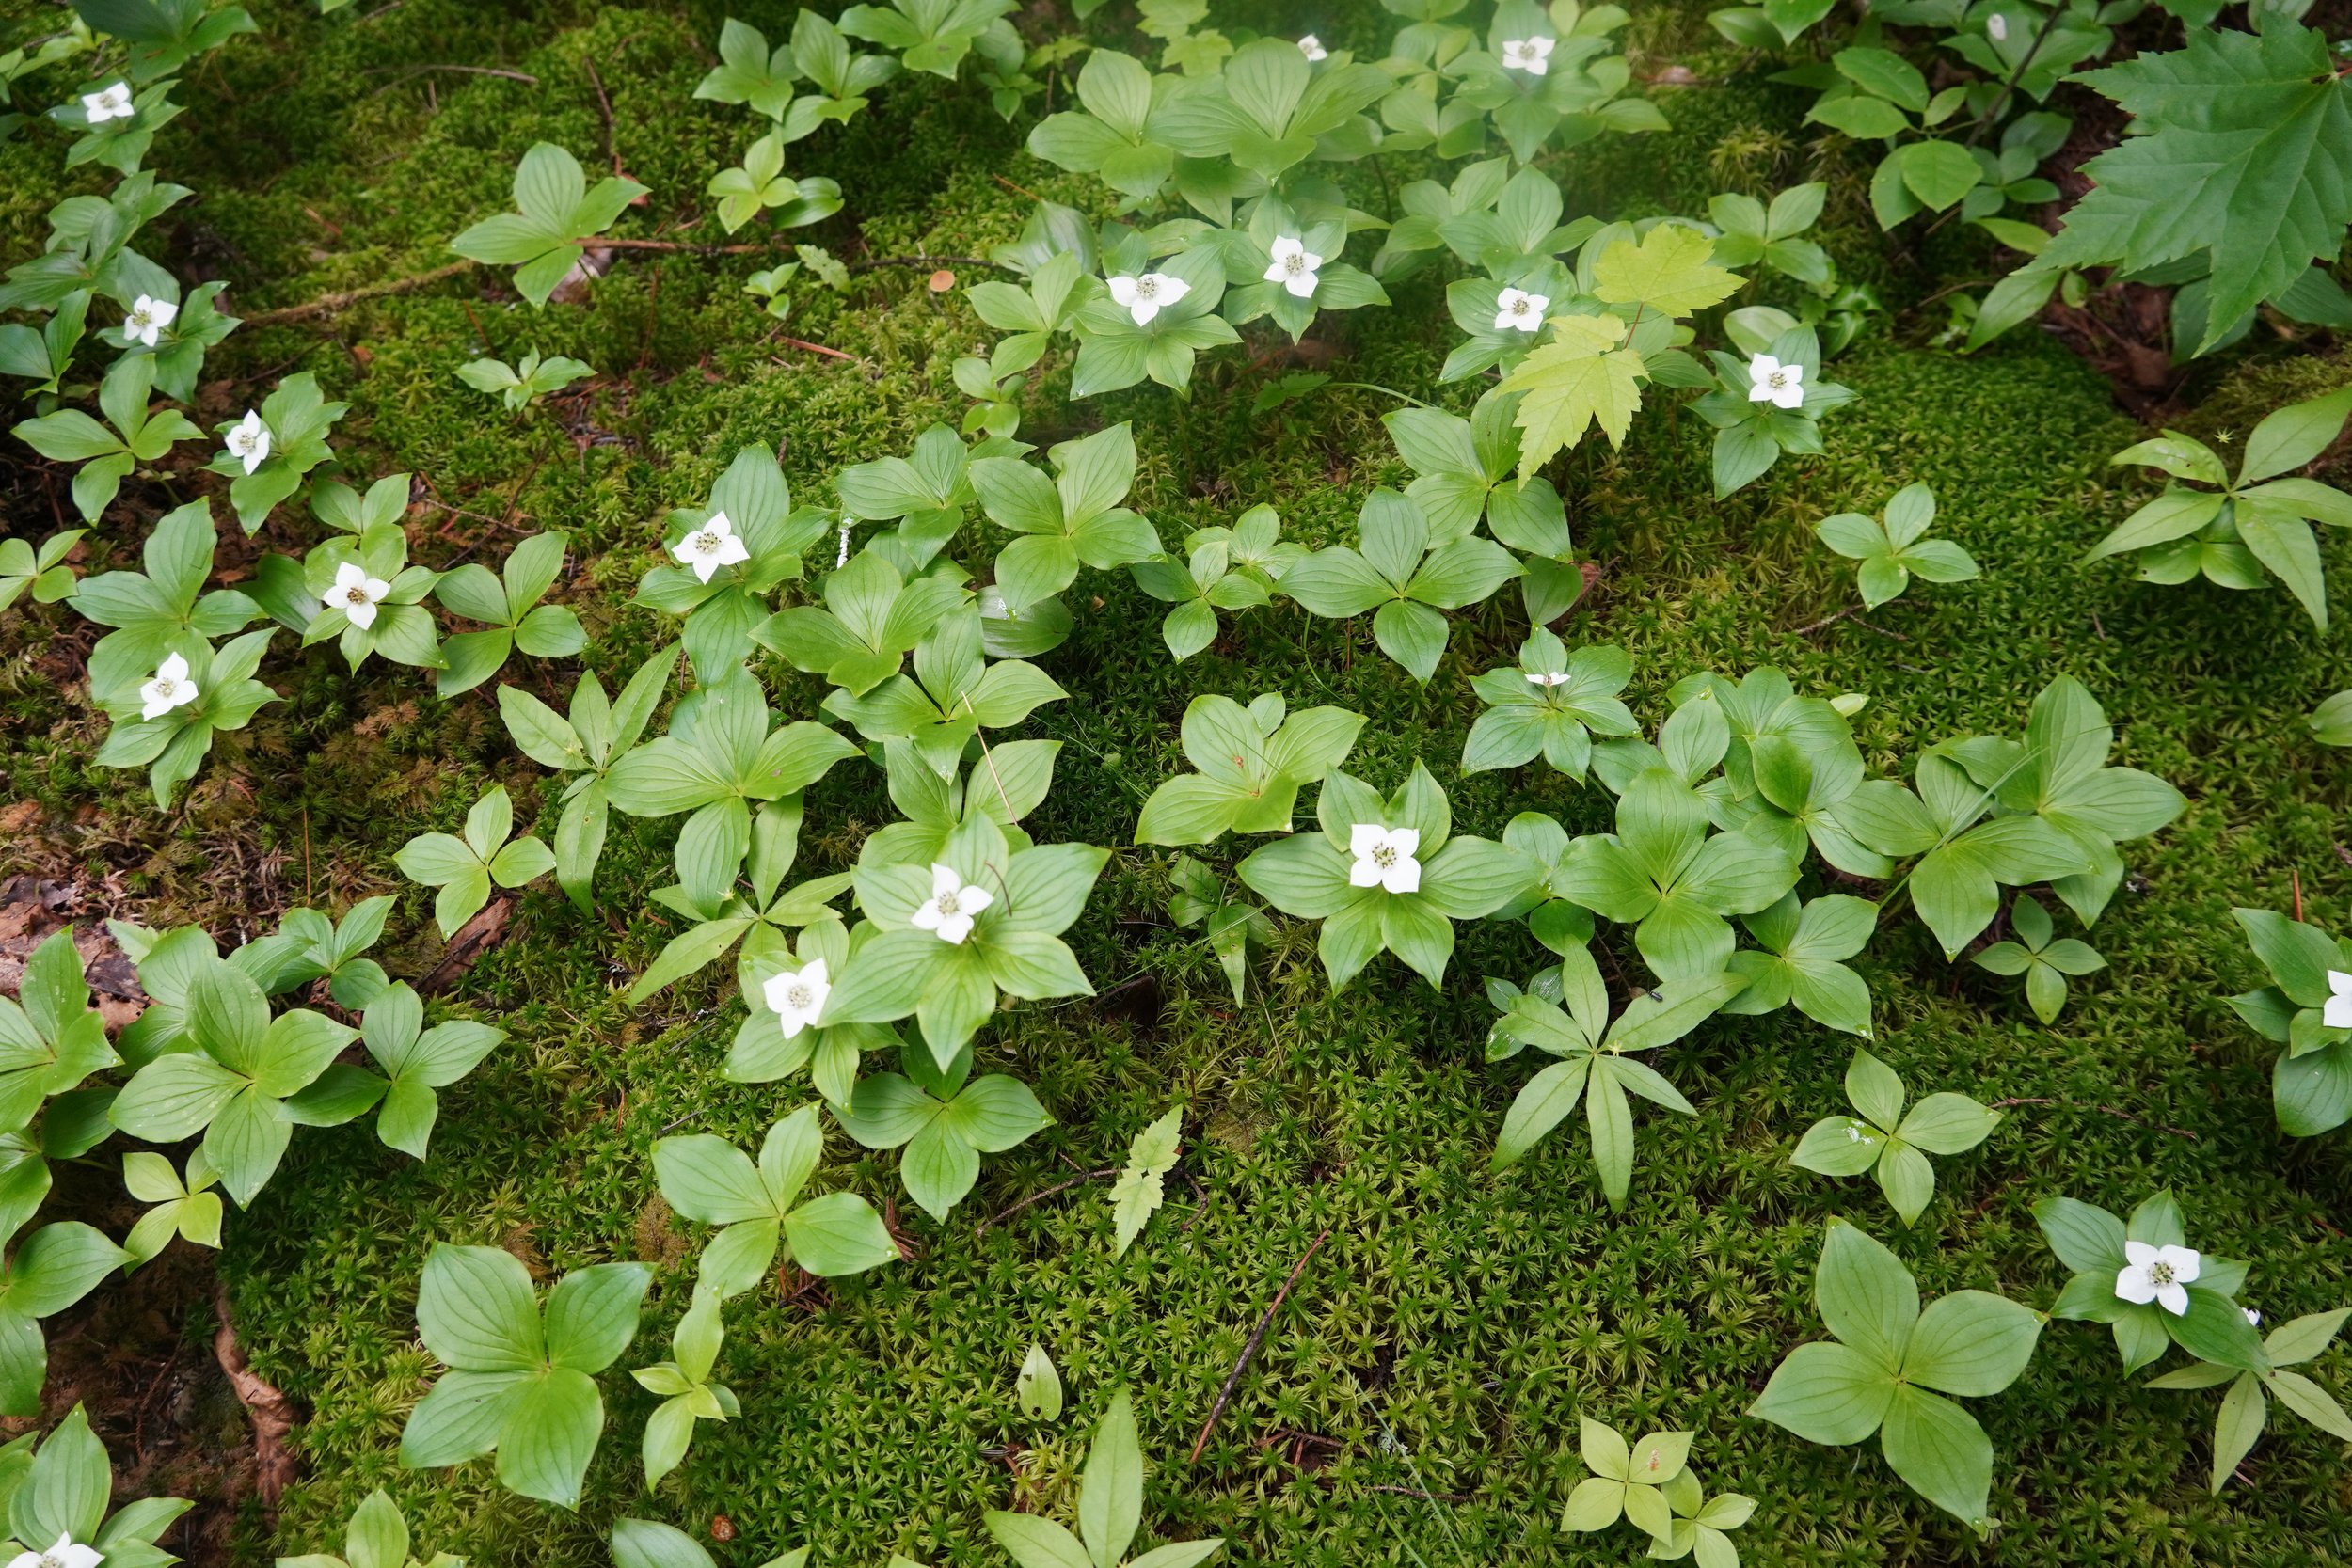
[7, 2, 2352, 1566]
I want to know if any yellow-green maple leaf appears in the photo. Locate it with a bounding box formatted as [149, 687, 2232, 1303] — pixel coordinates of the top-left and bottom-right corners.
[1594, 226, 1741, 319]
[1498, 314, 1648, 478]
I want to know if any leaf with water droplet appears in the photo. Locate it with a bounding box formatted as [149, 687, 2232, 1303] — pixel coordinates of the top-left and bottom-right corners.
[1016, 1340, 1063, 1421]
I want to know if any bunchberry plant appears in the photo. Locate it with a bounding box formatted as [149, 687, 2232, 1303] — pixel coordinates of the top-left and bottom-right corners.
[394, 785, 556, 938]
[354, 983, 506, 1161]
[2036, 1189, 2263, 1375]
[1279, 489, 1521, 682]
[758, 544, 964, 695]
[1972, 894, 2104, 1023]
[0, 1408, 189, 1568]
[1486, 947, 1742, 1207]
[708, 132, 840, 233]
[2086, 386, 2352, 626]
[9, 351, 199, 518]
[833, 1035, 1051, 1220]
[1554, 768, 1800, 981]
[1135, 691, 1364, 846]
[1167, 854, 1270, 1005]
[0, 932, 119, 1138]
[820, 609, 1066, 779]
[432, 531, 584, 694]
[274, 1487, 459, 1568]
[234, 895, 394, 1008]
[1561, 1418, 1717, 1551]
[1706, 182, 1831, 287]
[1462, 631, 1635, 779]
[1812, 483, 1979, 610]
[499, 644, 680, 911]
[120, 1148, 220, 1268]
[604, 666, 856, 917]
[1721, 891, 1877, 1037]
[1790, 1049, 2000, 1226]
[2147, 1307, 2352, 1494]
[301, 525, 443, 673]
[631, 1289, 737, 1489]
[0, 289, 86, 397]
[1381, 389, 1581, 621]
[106, 950, 358, 1204]
[825, 809, 1106, 1062]
[105, 278, 239, 403]
[399, 1245, 649, 1509]
[970, 423, 1158, 611]
[455, 348, 592, 411]
[208, 371, 346, 532]
[654, 1104, 898, 1299]
[2228, 904, 2352, 1137]
[1752, 1220, 2042, 1532]
[0, 529, 81, 612]
[639, 445, 834, 675]
[450, 142, 647, 308]
[1129, 510, 1295, 662]
[1238, 762, 1531, 989]
[982, 1389, 1223, 1568]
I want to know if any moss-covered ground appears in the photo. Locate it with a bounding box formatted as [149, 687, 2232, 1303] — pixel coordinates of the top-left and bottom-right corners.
[5, 1, 2352, 1563]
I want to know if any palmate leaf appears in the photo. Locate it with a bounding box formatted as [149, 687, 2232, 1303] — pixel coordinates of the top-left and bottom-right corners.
[1497, 314, 1646, 479]
[2042, 24, 2352, 353]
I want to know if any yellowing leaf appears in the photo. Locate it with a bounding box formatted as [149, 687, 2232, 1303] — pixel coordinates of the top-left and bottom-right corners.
[1594, 226, 1742, 319]
[1498, 315, 1648, 478]
[1108, 1104, 1184, 1255]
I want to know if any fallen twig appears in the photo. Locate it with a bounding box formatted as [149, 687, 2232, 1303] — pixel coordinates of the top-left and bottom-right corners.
[1988, 1097, 2198, 1141]
[242, 261, 477, 325]
[975, 1166, 1117, 1236]
[1789, 599, 1913, 638]
[777, 335, 868, 367]
[1190, 1227, 1333, 1464]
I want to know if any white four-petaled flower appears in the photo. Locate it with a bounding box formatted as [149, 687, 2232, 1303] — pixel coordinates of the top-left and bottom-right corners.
[8, 1532, 104, 1568]
[2245, 1307, 2262, 1326]
[1747, 354, 1805, 409]
[2115, 1240, 2201, 1317]
[1106, 271, 1191, 327]
[225, 410, 272, 474]
[138, 651, 198, 721]
[124, 293, 177, 348]
[1297, 34, 1327, 61]
[80, 82, 134, 123]
[912, 863, 993, 944]
[326, 562, 392, 630]
[1987, 13, 2010, 40]
[1263, 236, 1324, 299]
[762, 958, 831, 1039]
[2325, 967, 2352, 1028]
[1524, 670, 1572, 687]
[672, 510, 751, 583]
[1500, 37, 1555, 75]
[1348, 823, 1422, 895]
[1493, 287, 1549, 332]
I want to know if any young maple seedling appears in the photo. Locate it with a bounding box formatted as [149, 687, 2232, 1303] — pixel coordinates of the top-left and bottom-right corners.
[1109, 1104, 1183, 1256]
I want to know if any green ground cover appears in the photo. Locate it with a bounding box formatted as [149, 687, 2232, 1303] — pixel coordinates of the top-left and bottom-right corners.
[4, 2, 2352, 1565]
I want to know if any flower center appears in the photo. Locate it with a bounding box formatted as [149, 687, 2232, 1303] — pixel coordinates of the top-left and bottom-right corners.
[1768, 371, 1789, 388]
[1507, 297, 1530, 315]
[1371, 845, 1396, 868]
[154, 678, 175, 696]
[345, 586, 368, 604]
[935, 890, 961, 916]
[2148, 1261, 2175, 1287]
[785, 983, 813, 1009]
[1282, 254, 1308, 275]
[692, 530, 720, 553]
[1136, 277, 1159, 298]
[40, 1554, 64, 1568]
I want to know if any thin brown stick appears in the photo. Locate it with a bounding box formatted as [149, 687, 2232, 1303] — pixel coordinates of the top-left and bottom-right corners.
[2293, 867, 2305, 923]
[777, 335, 866, 366]
[365, 63, 538, 83]
[598, 237, 769, 254]
[975, 1166, 1117, 1236]
[1789, 598, 1914, 637]
[993, 172, 1044, 202]
[242, 260, 476, 325]
[582, 56, 618, 170]
[849, 255, 1014, 274]
[1988, 1097, 2198, 1140]
[1190, 1227, 1334, 1464]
